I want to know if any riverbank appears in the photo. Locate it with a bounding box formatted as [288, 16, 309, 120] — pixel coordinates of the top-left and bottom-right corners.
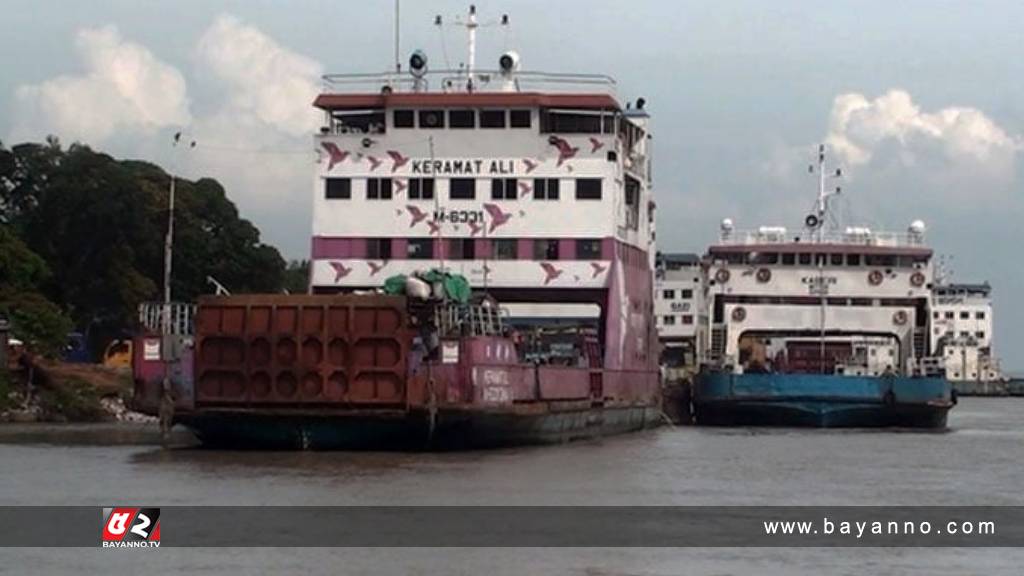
[0, 360, 153, 424]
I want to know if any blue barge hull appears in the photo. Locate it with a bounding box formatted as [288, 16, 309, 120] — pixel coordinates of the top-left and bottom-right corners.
[693, 373, 954, 428]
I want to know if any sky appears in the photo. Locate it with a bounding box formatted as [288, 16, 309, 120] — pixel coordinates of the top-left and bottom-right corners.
[2, 0, 1023, 370]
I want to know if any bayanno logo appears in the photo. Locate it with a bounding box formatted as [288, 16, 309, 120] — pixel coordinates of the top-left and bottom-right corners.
[101, 507, 161, 548]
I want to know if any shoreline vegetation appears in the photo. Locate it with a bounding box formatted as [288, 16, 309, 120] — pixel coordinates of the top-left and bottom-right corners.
[0, 137, 307, 421]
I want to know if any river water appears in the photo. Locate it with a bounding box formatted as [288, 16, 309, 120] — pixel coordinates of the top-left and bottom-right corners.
[2, 397, 1022, 574]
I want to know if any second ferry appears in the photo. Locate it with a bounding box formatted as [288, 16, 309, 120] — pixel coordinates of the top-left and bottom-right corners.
[692, 146, 955, 428]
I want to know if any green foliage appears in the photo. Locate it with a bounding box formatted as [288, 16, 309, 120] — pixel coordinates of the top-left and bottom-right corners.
[283, 259, 310, 294]
[0, 370, 14, 412]
[37, 377, 105, 422]
[0, 290, 73, 358]
[0, 138, 290, 357]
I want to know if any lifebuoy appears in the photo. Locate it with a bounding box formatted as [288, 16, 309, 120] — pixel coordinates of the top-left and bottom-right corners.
[893, 310, 909, 325]
[715, 268, 731, 284]
[868, 270, 884, 286]
[910, 271, 926, 287]
[756, 268, 772, 283]
[805, 214, 820, 229]
[731, 306, 746, 322]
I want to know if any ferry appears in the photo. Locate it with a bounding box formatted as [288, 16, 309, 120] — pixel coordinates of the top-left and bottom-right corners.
[930, 279, 1011, 395]
[692, 146, 955, 428]
[131, 6, 662, 449]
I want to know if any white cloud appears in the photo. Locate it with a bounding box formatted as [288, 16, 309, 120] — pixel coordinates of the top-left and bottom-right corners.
[10, 25, 190, 143]
[195, 14, 322, 136]
[825, 89, 1021, 175]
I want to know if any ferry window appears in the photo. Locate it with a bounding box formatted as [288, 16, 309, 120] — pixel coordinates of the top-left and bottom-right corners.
[960, 331, 970, 338]
[493, 239, 518, 260]
[366, 238, 392, 259]
[393, 110, 414, 128]
[324, 178, 351, 199]
[798, 253, 812, 265]
[447, 238, 475, 260]
[865, 254, 896, 267]
[418, 110, 445, 129]
[682, 315, 694, 325]
[960, 311, 970, 319]
[407, 238, 433, 259]
[851, 298, 872, 306]
[663, 316, 676, 326]
[540, 110, 603, 133]
[576, 239, 602, 260]
[367, 178, 393, 200]
[830, 253, 844, 266]
[575, 178, 602, 200]
[533, 239, 559, 260]
[815, 254, 827, 266]
[333, 110, 385, 134]
[681, 289, 693, 299]
[491, 178, 518, 200]
[750, 252, 778, 265]
[449, 109, 475, 128]
[976, 331, 985, 339]
[449, 178, 476, 200]
[480, 110, 506, 128]
[933, 311, 940, 319]
[663, 290, 676, 300]
[534, 178, 560, 200]
[603, 115, 616, 134]
[781, 253, 796, 266]
[945, 311, 954, 319]
[976, 311, 986, 319]
[510, 109, 531, 128]
[847, 254, 861, 266]
[408, 178, 435, 200]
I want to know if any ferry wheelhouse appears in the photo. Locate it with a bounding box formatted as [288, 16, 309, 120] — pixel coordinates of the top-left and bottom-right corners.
[131, 7, 661, 448]
[693, 146, 954, 427]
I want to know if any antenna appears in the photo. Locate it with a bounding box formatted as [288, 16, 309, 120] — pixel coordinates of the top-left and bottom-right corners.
[436, 5, 511, 92]
[806, 143, 843, 241]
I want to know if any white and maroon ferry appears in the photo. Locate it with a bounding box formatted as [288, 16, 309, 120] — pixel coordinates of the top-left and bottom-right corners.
[132, 6, 661, 448]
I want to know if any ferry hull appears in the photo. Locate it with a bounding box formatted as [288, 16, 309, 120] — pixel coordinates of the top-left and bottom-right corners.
[178, 405, 661, 450]
[693, 373, 953, 429]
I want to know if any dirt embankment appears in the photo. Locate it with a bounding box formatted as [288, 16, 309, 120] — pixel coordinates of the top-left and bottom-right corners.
[1, 359, 152, 423]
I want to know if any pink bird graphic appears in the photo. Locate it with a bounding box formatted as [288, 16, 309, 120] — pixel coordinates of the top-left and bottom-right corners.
[395, 180, 407, 194]
[329, 261, 352, 282]
[548, 136, 579, 167]
[483, 203, 513, 233]
[405, 205, 429, 228]
[367, 261, 386, 276]
[588, 137, 605, 153]
[468, 220, 483, 236]
[522, 158, 540, 173]
[366, 155, 382, 171]
[320, 142, 349, 170]
[540, 262, 563, 285]
[517, 181, 532, 197]
[427, 220, 441, 235]
[590, 262, 608, 278]
[386, 150, 410, 173]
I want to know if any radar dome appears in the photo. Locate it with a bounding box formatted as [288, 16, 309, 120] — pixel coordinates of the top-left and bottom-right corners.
[909, 220, 926, 235]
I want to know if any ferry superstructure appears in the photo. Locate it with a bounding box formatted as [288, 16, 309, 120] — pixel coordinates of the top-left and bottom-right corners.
[931, 280, 1007, 393]
[131, 6, 661, 448]
[693, 145, 954, 427]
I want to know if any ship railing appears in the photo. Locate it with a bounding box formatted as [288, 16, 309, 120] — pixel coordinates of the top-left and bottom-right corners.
[434, 303, 505, 338]
[138, 302, 196, 336]
[717, 229, 927, 248]
[321, 69, 617, 97]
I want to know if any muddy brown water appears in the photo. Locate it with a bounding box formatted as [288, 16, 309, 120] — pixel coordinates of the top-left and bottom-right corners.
[1, 397, 1022, 574]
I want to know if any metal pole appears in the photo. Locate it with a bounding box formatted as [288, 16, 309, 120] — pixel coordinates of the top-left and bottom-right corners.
[394, 0, 401, 73]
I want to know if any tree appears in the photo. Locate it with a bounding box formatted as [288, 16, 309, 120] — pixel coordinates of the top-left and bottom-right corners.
[0, 225, 71, 357]
[0, 139, 290, 356]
